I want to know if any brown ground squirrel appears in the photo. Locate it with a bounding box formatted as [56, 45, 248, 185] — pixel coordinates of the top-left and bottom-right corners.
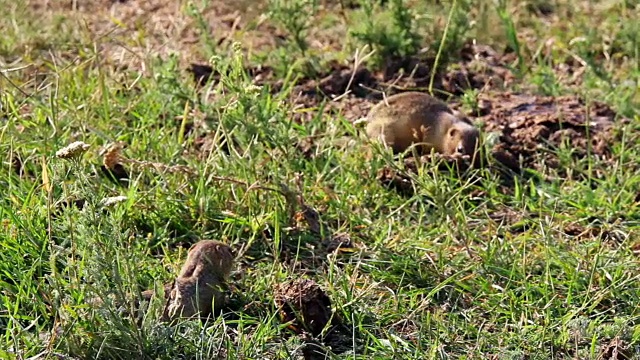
[160, 240, 235, 321]
[87, 240, 235, 323]
[365, 92, 480, 156]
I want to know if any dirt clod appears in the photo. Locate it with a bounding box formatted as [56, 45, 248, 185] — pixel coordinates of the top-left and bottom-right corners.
[475, 92, 623, 174]
[274, 278, 336, 337]
[274, 278, 354, 357]
[304, 66, 376, 99]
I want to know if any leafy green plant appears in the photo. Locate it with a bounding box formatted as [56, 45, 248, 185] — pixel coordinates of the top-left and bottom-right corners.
[530, 66, 561, 96]
[267, 0, 318, 57]
[430, 0, 474, 66]
[266, 0, 326, 77]
[348, 0, 421, 67]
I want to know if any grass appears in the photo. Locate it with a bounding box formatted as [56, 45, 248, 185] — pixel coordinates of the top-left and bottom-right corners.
[1, 0, 640, 359]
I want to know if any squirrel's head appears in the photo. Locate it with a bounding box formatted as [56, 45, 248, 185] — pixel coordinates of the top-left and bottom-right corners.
[446, 122, 480, 157]
[182, 240, 235, 279]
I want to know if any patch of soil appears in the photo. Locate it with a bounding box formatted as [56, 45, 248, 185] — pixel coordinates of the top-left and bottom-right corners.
[442, 42, 517, 96]
[564, 213, 632, 245]
[471, 91, 624, 174]
[28, 0, 276, 73]
[274, 278, 353, 357]
[487, 206, 538, 233]
[563, 222, 622, 243]
[389, 319, 420, 343]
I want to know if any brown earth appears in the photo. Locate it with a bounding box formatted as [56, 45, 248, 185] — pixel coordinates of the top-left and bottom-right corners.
[26, 0, 334, 71]
[471, 91, 622, 172]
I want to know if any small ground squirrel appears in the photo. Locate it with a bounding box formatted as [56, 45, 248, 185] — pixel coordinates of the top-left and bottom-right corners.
[161, 240, 235, 321]
[365, 92, 480, 156]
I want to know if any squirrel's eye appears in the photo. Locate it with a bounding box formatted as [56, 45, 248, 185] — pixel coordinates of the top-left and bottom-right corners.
[456, 143, 464, 153]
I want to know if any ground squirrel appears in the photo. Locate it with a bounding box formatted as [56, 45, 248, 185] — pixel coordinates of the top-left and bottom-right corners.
[88, 240, 235, 323]
[160, 240, 235, 321]
[365, 92, 480, 156]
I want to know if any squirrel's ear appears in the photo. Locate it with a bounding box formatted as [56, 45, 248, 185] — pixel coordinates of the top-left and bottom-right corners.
[448, 127, 459, 137]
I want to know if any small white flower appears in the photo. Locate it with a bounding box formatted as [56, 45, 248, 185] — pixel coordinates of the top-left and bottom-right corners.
[100, 196, 128, 207]
[55, 141, 90, 159]
[245, 84, 262, 94]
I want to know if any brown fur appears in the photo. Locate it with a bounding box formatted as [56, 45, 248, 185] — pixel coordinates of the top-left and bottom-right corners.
[365, 92, 480, 156]
[161, 240, 235, 321]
